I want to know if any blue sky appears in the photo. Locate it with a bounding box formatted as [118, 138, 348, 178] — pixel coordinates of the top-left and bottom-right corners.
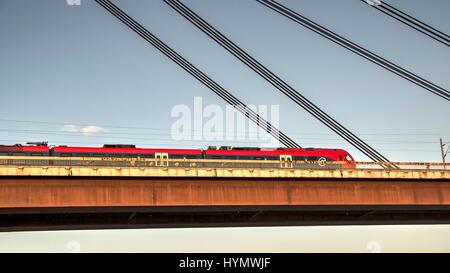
[0, 0, 449, 162]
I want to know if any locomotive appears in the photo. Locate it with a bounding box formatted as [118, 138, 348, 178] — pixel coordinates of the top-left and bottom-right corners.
[0, 142, 355, 168]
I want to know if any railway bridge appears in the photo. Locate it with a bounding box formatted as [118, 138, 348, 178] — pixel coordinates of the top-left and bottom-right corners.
[1, 0, 449, 234]
[0, 156, 449, 231]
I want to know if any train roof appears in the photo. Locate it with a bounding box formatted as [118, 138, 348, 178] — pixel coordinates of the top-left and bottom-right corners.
[0, 145, 50, 152]
[53, 146, 203, 154]
[205, 147, 350, 156]
[0, 144, 352, 157]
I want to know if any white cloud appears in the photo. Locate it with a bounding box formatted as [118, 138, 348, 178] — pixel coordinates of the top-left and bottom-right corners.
[62, 124, 81, 132]
[62, 124, 107, 136]
[80, 125, 107, 136]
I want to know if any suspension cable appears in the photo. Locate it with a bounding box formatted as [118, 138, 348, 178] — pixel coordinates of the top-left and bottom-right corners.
[361, 0, 450, 47]
[95, 0, 301, 148]
[256, 0, 450, 102]
[164, 0, 395, 167]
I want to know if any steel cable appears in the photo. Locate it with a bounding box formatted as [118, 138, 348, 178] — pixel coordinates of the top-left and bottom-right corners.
[257, 0, 450, 101]
[164, 0, 395, 166]
[95, 0, 300, 148]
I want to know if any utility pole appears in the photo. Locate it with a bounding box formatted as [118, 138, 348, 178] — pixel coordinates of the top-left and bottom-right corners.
[440, 138, 449, 170]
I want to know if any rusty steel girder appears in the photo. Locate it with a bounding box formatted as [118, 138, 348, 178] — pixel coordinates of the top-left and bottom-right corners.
[0, 177, 449, 208]
[1, 176, 450, 230]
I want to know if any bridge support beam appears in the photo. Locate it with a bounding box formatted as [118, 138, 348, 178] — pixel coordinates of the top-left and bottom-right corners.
[1, 176, 450, 230]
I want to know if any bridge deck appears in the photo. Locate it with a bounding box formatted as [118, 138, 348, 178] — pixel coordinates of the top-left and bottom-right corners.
[1, 157, 449, 230]
[0, 165, 449, 179]
[0, 156, 449, 180]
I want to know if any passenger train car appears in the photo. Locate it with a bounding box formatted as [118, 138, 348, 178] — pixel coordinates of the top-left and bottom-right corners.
[0, 144, 50, 156]
[0, 143, 355, 168]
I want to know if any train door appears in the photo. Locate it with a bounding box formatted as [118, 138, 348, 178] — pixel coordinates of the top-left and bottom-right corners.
[155, 153, 169, 167]
[280, 155, 293, 168]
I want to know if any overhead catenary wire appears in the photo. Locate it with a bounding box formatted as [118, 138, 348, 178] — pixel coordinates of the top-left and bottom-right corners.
[163, 0, 394, 166]
[0, 138, 440, 153]
[0, 128, 444, 144]
[361, 0, 450, 47]
[94, 0, 300, 148]
[1, 118, 450, 136]
[256, 0, 450, 101]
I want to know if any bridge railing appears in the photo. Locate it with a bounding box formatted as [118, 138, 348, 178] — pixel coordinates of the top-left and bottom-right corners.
[0, 156, 449, 171]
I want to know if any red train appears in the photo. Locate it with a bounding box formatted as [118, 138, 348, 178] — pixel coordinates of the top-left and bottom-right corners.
[0, 142, 355, 168]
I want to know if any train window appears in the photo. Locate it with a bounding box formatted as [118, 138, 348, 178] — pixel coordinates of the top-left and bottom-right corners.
[0, 153, 7, 165]
[31, 153, 43, 156]
[12, 152, 25, 156]
[345, 155, 352, 161]
[60, 153, 72, 157]
[0, 153, 7, 164]
[183, 155, 198, 159]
